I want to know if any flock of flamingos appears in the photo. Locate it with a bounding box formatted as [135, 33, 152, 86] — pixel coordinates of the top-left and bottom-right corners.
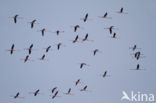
[6, 7, 145, 102]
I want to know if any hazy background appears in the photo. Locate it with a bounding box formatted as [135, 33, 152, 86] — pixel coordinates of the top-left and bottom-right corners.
[0, 0, 156, 103]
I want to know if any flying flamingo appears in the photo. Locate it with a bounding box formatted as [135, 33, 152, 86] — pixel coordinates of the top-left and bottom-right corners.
[57, 43, 62, 50]
[11, 92, 24, 99]
[13, 15, 18, 23]
[14, 92, 20, 98]
[52, 91, 58, 99]
[27, 44, 33, 54]
[80, 85, 87, 91]
[98, 12, 112, 19]
[73, 35, 79, 43]
[93, 49, 99, 56]
[7, 44, 15, 55]
[80, 63, 89, 68]
[103, 71, 107, 78]
[64, 88, 72, 95]
[40, 28, 46, 36]
[73, 25, 80, 32]
[53, 30, 64, 35]
[75, 79, 80, 86]
[29, 89, 40, 96]
[40, 54, 46, 60]
[30, 20, 36, 28]
[116, 7, 128, 14]
[51, 87, 57, 93]
[81, 13, 88, 22]
[45, 46, 51, 53]
[24, 55, 29, 63]
[104, 26, 115, 34]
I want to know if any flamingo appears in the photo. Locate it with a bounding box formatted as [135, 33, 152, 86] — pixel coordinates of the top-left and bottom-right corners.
[99, 12, 112, 19]
[134, 51, 141, 60]
[129, 45, 141, 51]
[120, 7, 124, 13]
[93, 49, 99, 56]
[82, 33, 88, 41]
[52, 91, 58, 99]
[41, 28, 46, 36]
[83, 13, 88, 22]
[74, 25, 80, 32]
[136, 64, 140, 70]
[24, 55, 29, 63]
[8, 44, 15, 55]
[40, 54, 45, 60]
[103, 12, 108, 18]
[55, 30, 64, 35]
[34, 89, 40, 96]
[130, 64, 144, 70]
[75, 79, 80, 86]
[51, 87, 57, 93]
[14, 92, 20, 98]
[104, 26, 114, 34]
[132, 45, 137, 51]
[103, 71, 107, 78]
[64, 88, 71, 95]
[30, 20, 36, 28]
[80, 85, 87, 91]
[13, 15, 18, 23]
[46, 46, 51, 52]
[80, 63, 88, 68]
[57, 43, 62, 50]
[27, 44, 33, 54]
[112, 33, 117, 38]
[73, 35, 79, 43]
[117, 7, 128, 14]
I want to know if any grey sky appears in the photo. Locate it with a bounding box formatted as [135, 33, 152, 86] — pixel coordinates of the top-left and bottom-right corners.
[0, 0, 156, 103]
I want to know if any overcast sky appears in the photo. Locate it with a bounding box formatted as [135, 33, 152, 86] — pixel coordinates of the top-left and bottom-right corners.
[0, 0, 156, 103]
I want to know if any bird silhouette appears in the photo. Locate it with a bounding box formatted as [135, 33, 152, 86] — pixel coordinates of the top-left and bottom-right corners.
[27, 44, 33, 54]
[30, 20, 36, 28]
[64, 88, 71, 95]
[80, 85, 87, 91]
[24, 55, 29, 63]
[134, 51, 141, 60]
[51, 87, 57, 93]
[73, 35, 79, 43]
[82, 33, 88, 41]
[41, 28, 46, 36]
[117, 7, 128, 14]
[75, 79, 80, 86]
[55, 30, 64, 35]
[57, 43, 62, 50]
[74, 25, 80, 32]
[112, 32, 116, 38]
[104, 26, 114, 34]
[103, 12, 108, 18]
[46, 46, 51, 52]
[34, 89, 40, 96]
[99, 12, 112, 19]
[120, 7, 123, 13]
[13, 15, 18, 23]
[80, 63, 87, 68]
[93, 49, 99, 56]
[83, 13, 88, 22]
[136, 64, 140, 70]
[40, 54, 45, 60]
[132, 45, 137, 51]
[103, 71, 107, 78]
[8, 44, 15, 55]
[14, 92, 20, 99]
[52, 91, 58, 99]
